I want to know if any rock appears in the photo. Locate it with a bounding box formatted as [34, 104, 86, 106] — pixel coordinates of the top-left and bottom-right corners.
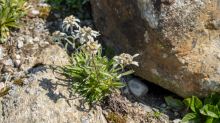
[174, 112, 179, 116]
[21, 78, 29, 85]
[128, 78, 148, 97]
[0, 46, 4, 60]
[0, 64, 107, 123]
[139, 103, 153, 113]
[23, 35, 29, 40]
[54, 13, 61, 18]
[31, 44, 38, 50]
[27, 37, 34, 44]
[15, 60, 21, 67]
[0, 82, 4, 91]
[33, 37, 40, 42]
[123, 88, 129, 94]
[39, 41, 49, 47]
[15, 55, 20, 60]
[31, 10, 39, 15]
[4, 59, 13, 66]
[2, 73, 12, 82]
[17, 40, 24, 49]
[46, 22, 53, 28]
[90, 0, 220, 98]
[18, 36, 24, 41]
[37, 3, 48, 8]
[173, 119, 182, 123]
[20, 45, 70, 72]
[160, 103, 167, 108]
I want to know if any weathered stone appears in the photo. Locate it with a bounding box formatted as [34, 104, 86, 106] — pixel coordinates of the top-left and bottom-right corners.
[4, 59, 13, 66]
[0, 66, 107, 123]
[17, 40, 23, 49]
[15, 60, 21, 67]
[90, 0, 220, 98]
[33, 37, 40, 42]
[31, 10, 39, 15]
[15, 55, 20, 60]
[128, 78, 148, 97]
[0, 46, 4, 60]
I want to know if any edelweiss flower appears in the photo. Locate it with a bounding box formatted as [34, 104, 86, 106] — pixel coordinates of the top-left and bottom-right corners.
[62, 15, 80, 32]
[83, 40, 101, 55]
[51, 31, 66, 42]
[75, 26, 100, 44]
[113, 53, 139, 69]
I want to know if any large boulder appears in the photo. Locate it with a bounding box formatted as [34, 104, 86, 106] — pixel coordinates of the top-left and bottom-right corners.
[90, 0, 220, 98]
[0, 45, 107, 123]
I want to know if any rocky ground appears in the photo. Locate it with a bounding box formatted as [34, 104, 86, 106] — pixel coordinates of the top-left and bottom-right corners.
[0, 0, 188, 122]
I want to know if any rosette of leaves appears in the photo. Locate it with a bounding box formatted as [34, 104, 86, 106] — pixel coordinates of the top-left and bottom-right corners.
[57, 48, 133, 103]
[0, 0, 29, 42]
[165, 94, 220, 123]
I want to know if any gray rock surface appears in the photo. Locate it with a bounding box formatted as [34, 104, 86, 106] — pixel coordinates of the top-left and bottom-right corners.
[90, 0, 220, 98]
[17, 40, 24, 49]
[128, 78, 148, 97]
[0, 46, 4, 60]
[0, 45, 107, 123]
[4, 59, 13, 66]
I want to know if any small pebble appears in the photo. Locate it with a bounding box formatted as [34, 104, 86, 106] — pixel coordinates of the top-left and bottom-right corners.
[33, 37, 40, 42]
[15, 55, 21, 60]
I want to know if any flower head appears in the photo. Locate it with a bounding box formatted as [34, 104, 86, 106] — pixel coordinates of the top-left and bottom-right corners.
[51, 31, 66, 42]
[82, 40, 101, 55]
[62, 15, 80, 32]
[113, 53, 139, 69]
[75, 26, 100, 44]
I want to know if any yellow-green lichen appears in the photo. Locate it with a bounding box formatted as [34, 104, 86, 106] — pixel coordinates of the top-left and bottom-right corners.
[0, 88, 10, 97]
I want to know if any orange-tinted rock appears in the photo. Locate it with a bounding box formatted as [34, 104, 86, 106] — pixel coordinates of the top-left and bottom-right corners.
[90, 0, 220, 98]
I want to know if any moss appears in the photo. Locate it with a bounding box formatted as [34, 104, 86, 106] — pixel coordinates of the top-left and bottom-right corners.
[37, 7, 51, 20]
[105, 111, 126, 123]
[13, 75, 27, 86]
[0, 88, 10, 97]
[26, 43, 33, 48]
[23, 40, 27, 44]
[45, 36, 51, 42]
[32, 62, 43, 68]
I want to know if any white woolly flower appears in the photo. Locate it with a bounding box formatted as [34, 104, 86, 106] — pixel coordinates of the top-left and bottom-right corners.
[51, 31, 66, 42]
[113, 53, 139, 69]
[62, 15, 80, 32]
[82, 40, 101, 55]
[75, 26, 100, 44]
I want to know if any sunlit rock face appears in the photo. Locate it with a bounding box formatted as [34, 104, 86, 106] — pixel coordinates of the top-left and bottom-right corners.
[90, 0, 220, 98]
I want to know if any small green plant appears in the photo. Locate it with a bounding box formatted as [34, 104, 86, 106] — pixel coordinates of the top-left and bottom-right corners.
[154, 106, 168, 118]
[165, 94, 220, 123]
[53, 15, 139, 103]
[0, 0, 30, 42]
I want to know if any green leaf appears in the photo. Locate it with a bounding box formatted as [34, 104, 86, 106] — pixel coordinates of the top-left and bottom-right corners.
[199, 105, 219, 118]
[216, 100, 220, 110]
[113, 82, 125, 88]
[211, 93, 220, 105]
[213, 118, 220, 123]
[181, 113, 202, 123]
[183, 98, 191, 110]
[164, 96, 184, 109]
[191, 96, 203, 114]
[204, 98, 212, 105]
[206, 117, 214, 123]
[121, 70, 134, 76]
[102, 87, 113, 95]
[85, 57, 91, 66]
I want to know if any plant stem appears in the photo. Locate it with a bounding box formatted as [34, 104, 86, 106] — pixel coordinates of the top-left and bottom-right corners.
[70, 26, 77, 51]
[92, 54, 100, 84]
